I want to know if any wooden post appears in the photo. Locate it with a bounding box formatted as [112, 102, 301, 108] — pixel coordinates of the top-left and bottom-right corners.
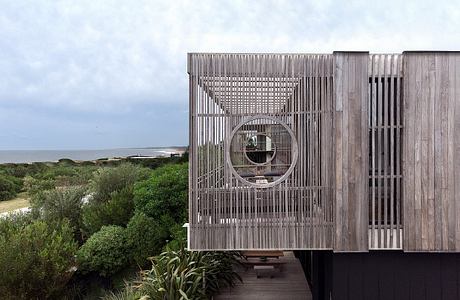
[333, 52, 369, 252]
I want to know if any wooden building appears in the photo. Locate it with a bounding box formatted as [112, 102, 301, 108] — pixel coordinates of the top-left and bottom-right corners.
[188, 52, 460, 299]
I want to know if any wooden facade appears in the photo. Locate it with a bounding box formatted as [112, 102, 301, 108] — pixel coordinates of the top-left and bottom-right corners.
[188, 51, 460, 252]
[403, 52, 460, 251]
[333, 52, 369, 252]
[188, 54, 334, 250]
[368, 54, 404, 250]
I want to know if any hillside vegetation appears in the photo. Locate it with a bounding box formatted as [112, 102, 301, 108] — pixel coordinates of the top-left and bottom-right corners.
[0, 153, 240, 299]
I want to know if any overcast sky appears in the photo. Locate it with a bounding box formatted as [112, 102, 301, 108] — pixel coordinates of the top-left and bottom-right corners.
[0, 0, 459, 150]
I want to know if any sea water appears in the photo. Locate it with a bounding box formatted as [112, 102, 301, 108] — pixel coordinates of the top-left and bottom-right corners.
[0, 148, 184, 164]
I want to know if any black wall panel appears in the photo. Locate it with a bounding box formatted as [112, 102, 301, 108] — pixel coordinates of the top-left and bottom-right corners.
[297, 251, 460, 300]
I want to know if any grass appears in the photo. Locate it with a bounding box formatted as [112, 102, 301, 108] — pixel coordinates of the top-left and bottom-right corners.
[0, 192, 30, 214]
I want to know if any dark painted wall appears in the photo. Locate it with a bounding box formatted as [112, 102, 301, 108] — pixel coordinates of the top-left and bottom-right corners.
[296, 251, 460, 300]
[295, 251, 332, 300]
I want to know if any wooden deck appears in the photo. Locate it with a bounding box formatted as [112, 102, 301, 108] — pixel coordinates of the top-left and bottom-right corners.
[214, 252, 312, 300]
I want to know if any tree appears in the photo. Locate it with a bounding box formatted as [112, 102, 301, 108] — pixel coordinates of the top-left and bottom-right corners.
[134, 163, 188, 224]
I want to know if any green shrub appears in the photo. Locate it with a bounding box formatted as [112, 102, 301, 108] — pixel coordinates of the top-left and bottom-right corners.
[31, 187, 86, 236]
[22, 164, 97, 193]
[0, 219, 78, 299]
[7, 174, 23, 190]
[0, 174, 21, 201]
[0, 163, 50, 178]
[23, 175, 55, 196]
[126, 212, 168, 266]
[58, 158, 77, 166]
[27, 162, 51, 175]
[77, 225, 130, 277]
[134, 163, 188, 223]
[39, 165, 79, 180]
[163, 223, 187, 251]
[0, 164, 28, 178]
[74, 165, 99, 182]
[81, 160, 97, 166]
[82, 186, 135, 236]
[0, 173, 23, 201]
[0, 212, 34, 236]
[138, 248, 241, 299]
[91, 163, 150, 203]
[127, 154, 188, 169]
[36, 165, 95, 187]
[102, 283, 145, 300]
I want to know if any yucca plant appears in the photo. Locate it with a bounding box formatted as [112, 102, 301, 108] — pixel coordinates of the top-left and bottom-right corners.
[102, 283, 148, 300]
[137, 248, 241, 300]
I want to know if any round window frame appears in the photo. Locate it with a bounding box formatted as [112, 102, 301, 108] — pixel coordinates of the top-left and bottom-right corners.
[243, 133, 277, 166]
[226, 115, 298, 188]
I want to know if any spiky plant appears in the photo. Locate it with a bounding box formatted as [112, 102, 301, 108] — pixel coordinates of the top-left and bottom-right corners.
[138, 248, 241, 300]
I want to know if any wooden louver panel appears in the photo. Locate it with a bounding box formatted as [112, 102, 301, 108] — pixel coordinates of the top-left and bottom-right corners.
[188, 53, 334, 250]
[334, 52, 369, 252]
[368, 54, 403, 249]
[403, 52, 460, 251]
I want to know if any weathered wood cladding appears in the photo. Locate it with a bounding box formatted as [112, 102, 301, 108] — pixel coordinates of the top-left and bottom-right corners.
[188, 51, 460, 253]
[403, 52, 460, 251]
[188, 54, 334, 250]
[368, 54, 403, 249]
[333, 52, 369, 252]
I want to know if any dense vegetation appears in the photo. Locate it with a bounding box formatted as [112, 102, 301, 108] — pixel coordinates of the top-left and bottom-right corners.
[135, 249, 240, 300]
[77, 225, 130, 277]
[0, 173, 23, 200]
[0, 154, 188, 202]
[0, 216, 78, 299]
[0, 153, 241, 299]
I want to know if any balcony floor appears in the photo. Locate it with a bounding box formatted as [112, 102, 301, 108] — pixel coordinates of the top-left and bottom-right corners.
[214, 251, 312, 300]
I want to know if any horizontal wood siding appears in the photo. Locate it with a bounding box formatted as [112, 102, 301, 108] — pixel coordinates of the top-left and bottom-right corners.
[403, 52, 460, 251]
[334, 52, 369, 252]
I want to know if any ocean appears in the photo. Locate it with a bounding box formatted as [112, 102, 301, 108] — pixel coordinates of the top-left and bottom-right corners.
[0, 148, 185, 164]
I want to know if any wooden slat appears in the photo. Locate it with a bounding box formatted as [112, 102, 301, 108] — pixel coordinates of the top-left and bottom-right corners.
[215, 252, 312, 300]
[368, 54, 403, 250]
[403, 52, 460, 251]
[189, 51, 460, 253]
[188, 53, 334, 250]
[333, 52, 369, 252]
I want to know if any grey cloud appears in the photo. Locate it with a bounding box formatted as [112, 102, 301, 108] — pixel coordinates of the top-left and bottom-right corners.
[0, 0, 459, 149]
[1, 0, 459, 112]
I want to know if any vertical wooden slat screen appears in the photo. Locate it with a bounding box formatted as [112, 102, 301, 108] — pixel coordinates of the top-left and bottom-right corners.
[403, 52, 460, 251]
[368, 54, 403, 249]
[188, 53, 334, 250]
[334, 52, 369, 252]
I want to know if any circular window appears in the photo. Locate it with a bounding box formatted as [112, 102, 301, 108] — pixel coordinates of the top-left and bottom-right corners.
[227, 115, 298, 188]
